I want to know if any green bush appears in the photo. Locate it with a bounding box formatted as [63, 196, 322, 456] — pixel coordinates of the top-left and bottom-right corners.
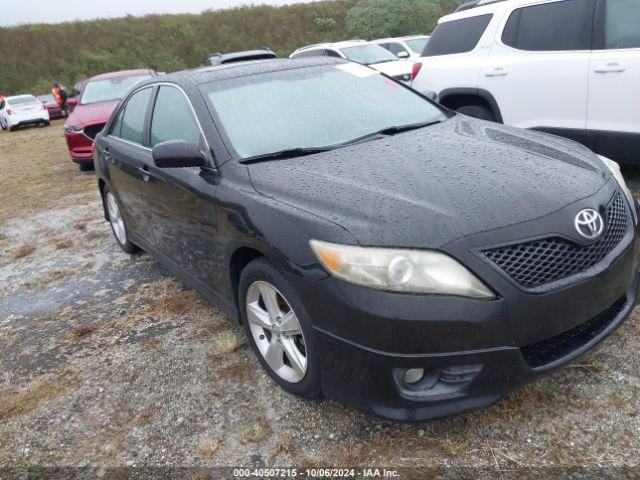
[0, 0, 465, 95]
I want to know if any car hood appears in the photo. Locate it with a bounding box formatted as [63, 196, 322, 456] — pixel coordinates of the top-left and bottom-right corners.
[370, 60, 413, 76]
[66, 100, 119, 127]
[248, 116, 609, 248]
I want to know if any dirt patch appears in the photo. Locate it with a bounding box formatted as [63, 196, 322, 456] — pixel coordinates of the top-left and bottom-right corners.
[0, 120, 94, 226]
[12, 245, 36, 260]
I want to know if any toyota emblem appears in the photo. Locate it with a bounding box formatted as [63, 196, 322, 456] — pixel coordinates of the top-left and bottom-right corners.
[575, 209, 605, 240]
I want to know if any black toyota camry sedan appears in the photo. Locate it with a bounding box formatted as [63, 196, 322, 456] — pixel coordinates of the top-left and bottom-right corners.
[93, 57, 640, 421]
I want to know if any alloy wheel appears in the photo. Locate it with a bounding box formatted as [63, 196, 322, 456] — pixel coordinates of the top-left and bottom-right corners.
[106, 192, 127, 245]
[246, 280, 307, 383]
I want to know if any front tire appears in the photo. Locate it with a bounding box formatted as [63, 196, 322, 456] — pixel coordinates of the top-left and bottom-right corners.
[239, 258, 321, 399]
[455, 104, 496, 122]
[104, 187, 140, 254]
[78, 160, 94, 172]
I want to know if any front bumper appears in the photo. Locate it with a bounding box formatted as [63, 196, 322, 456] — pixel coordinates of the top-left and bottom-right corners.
[65, 131, 94, 160]
[291, 227, 639, 421]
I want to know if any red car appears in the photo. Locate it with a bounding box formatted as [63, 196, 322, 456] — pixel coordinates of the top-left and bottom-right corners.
[37, 94, 64, 119]
[64, 69, 155, 171]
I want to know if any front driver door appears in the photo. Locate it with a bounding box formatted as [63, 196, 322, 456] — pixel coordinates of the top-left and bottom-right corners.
[587, 0, 640, 163]
[479, 0, 594, 142]
[102, 87, 156, 244]
[139, 84, 221, 289]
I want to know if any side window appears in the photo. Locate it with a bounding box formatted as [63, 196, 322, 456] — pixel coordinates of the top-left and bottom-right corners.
[387, 43, 409, 56]
[502, 0, 594, 51]
[602, 0, 640, 49]
[325, 49, 342, 58]
[120, 88, 152, 144]
[110, 106, 125, 137]
[294, 49, 324, 58]
[423, 14, 493, 56]
[150, 86, 201, 147]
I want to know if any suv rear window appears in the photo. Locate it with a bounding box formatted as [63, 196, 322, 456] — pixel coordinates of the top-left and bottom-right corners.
[422, 14, 492, 57]
[502, 0, 594, 51]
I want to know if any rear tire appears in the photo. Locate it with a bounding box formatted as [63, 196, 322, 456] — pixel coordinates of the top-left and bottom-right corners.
[455, 104, 496, 122]
[239, 258, 321, 399]
[104, 187, 140, 254]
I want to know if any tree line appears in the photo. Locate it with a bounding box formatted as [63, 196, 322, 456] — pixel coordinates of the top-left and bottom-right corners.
[0, 0, 465, 95]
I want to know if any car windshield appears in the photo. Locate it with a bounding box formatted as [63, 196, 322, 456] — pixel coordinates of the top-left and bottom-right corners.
[8, 95, 38, 105]
[340, 44, 398, 65]
[405, 37, 429, 54]
[81, 74, 151, 105]
[204, 63, 448, 160]
[38, 94, 55, 103]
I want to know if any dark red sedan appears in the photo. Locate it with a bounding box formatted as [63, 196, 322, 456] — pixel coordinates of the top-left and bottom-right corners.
[37, 94, 64, 119]
[64, 69, 155, 171]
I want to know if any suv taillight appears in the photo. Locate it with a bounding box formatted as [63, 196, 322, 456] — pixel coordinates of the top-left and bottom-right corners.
[411, 63, 423, 81]
[41, 104, 47, 110]
[6, 108, 12, 115]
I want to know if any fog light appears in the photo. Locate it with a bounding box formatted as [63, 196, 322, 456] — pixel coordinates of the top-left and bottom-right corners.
[403, 368, 424, 384]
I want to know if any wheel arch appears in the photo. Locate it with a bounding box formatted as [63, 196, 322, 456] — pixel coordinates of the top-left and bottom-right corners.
[229, 246, 265, 322]
[438, 88, 504, 124]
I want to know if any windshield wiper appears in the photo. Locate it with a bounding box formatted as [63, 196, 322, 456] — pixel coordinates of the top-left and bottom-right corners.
[241, 147, 333, 163]
[240, 119, 444, 163]
[377, 119, 443, 135]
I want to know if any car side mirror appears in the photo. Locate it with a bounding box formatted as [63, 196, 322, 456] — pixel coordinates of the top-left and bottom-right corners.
[397, 51, 410, 59]
[67, 98, 78, 106]
[152, 140, 207, 169]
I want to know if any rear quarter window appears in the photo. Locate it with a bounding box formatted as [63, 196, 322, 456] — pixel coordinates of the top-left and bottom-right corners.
[422, 14, 493, 56]
[501, 0, 595, 51]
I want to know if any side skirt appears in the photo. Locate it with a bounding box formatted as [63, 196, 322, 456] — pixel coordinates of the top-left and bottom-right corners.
[129, 232, 239, 322]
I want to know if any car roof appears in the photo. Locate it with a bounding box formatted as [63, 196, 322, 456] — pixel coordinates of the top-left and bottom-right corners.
[206, 49, 277, 65]
[372, 35, 430, 43]
[143, 57, 348, 88]
[293, 39, 368, 53]
[87, 69, 155, 82]
[442, 0, 535, 21]
[6, 94, 37, 102]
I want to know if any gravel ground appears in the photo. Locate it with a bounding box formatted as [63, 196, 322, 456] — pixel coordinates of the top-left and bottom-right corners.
[1, 122, 639, 477]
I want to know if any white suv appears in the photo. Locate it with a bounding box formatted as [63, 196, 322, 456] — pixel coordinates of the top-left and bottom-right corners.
[290, 40, 416, 84]
[412, 0, 640, 164]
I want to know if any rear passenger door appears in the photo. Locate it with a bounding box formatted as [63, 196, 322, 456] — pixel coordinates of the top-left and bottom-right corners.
[104, 87, 156, 243]
[587, 0, 640, 163]
[479, 0, 594, 142]
[141, 84, 221, 288]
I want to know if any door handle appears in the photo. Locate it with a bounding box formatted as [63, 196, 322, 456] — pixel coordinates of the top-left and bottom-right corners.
[138, 166, 161, 182]
[485, 67, 508, 77]
[138, 166, 152, 182]
[594, 63, 625, 74]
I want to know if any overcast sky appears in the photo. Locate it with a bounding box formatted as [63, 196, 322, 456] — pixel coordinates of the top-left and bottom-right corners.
[1, 0, 316, 27]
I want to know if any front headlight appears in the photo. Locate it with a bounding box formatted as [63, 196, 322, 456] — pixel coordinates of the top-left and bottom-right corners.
[599, 155, 638, 225]
[64, 124, 83, 134]
[310, 240, 495, 299]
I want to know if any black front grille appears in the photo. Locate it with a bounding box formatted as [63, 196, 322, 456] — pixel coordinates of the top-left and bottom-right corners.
[83, 123, 106, 140]
[521, 296, 627, 368]
[483, 192, 629, 289]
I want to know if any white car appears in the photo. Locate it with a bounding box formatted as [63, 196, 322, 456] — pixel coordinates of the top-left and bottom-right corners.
[0, 94, 50, 132]
[371, 35, 431, 60]
[290, 40, 417, 84]
[412, 0, 640, 164]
